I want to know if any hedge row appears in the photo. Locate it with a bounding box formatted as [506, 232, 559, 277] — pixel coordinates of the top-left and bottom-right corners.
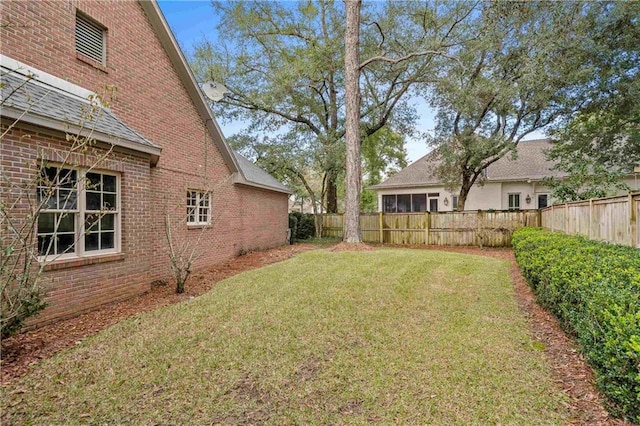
[288, 212, 315, 243]
[512, 228, 640, 422]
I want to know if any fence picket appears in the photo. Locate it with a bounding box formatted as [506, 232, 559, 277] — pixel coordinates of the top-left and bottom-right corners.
[321, 210, 541, 247]
[540, 192, 640, 247]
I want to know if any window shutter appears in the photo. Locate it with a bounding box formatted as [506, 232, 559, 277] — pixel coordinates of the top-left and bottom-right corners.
[76, 14, 105, 64]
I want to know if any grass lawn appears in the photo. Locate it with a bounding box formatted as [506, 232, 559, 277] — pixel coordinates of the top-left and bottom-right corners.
[2, 249, 568, 424]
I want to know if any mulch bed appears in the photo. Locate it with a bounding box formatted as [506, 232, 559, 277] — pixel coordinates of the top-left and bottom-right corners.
[0, 242, 630, 425]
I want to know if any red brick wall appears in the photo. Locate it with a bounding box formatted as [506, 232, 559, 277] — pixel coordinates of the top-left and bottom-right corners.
[1, 124, 153, 325]
[238, 186, 290, 252]
[1, 0, 288, 325]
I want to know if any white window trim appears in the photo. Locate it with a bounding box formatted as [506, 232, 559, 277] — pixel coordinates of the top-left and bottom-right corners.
[187, 190, 211, 226]
[37, 166, 121, 262]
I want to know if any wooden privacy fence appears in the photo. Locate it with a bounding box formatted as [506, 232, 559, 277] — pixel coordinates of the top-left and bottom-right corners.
[322, 210, 540, 247]
[540, 192, 639, 248]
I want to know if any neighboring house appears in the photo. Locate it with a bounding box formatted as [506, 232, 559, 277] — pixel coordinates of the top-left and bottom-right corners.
[1, 1, 291, 325]
[289, 196, 321, 214]
[370, 139, 639, 212]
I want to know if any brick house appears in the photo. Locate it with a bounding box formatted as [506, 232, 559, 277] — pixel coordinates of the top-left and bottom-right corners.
[0, 1, 291, 326]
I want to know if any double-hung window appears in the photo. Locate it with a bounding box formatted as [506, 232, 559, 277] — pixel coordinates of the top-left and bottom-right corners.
[187, 190, 211, 226]
[37, 166, 119, 259]
[84, 172, 118, 252]
[508, 193, 521, 211]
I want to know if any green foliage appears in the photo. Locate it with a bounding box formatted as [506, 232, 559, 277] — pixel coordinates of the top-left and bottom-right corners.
[287, 214, 298, 244]
[543, 160, 630, 203]
[427, 2, 602, 209]
[288, 212, 314, 241]
[512, 228, 640, 422]
[192, 1, 477, 212]
[547, 2, 640, 189]
[360, 127, 407, 212]
[0, 269, 46, 339]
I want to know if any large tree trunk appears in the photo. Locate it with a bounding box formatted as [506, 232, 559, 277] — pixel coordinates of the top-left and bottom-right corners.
[457, 170, 476, 211]
[343, 0, 362, 243]
[326, 169, 338, 213]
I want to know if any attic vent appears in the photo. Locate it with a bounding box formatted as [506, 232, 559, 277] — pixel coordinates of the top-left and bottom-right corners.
[75, 13, 106, 64]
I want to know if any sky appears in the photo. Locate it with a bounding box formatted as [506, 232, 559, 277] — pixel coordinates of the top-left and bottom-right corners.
[157, 1, 544, 164]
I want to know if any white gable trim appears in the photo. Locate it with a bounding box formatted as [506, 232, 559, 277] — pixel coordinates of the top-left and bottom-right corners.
[1, 54, 95, 101]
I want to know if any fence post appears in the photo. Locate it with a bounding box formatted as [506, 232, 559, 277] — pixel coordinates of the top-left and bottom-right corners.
[550, 204, 554, 232]
[564, 203, 569, 234]
[589, 198, 593, 239]
[631, 194, 640, 248]
[629, 193, 635, 247]
[424, 212, 430, 245]
[379, 212, 383, 244]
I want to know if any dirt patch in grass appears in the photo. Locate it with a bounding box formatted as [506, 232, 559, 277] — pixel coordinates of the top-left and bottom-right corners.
[330, 242, 376, 252]
[0, 243, 321, 385]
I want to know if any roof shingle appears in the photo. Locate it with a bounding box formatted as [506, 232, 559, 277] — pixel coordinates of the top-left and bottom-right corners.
[1, 70, 159, 151]
[233, 152, 292, 194]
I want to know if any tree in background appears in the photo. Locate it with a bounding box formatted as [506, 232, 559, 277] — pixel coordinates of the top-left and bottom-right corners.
[228, 132, 329, 237]
[545, 2, 640, 202]
[192, 0, 476, 214]
[360, 127, 407, 212]
[426, 2, 595, 210]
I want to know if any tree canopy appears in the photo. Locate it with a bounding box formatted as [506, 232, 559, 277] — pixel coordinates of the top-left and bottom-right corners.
[545, 2, 640, 201]
[192, 0, 638, 215]
[426, 1, 598, 210]
[191, 0, 476, 213]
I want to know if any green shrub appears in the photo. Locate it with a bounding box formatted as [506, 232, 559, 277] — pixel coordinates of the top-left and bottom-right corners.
[288, 215, 298, 244]
[289, 212, 315, 241]
[512, 228, 640, 422]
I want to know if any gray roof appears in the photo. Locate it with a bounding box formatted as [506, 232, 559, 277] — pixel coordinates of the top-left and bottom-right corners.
[1, 69, 160, 154]
[371, 139, 566, 189]
[233, 152, 292, 194]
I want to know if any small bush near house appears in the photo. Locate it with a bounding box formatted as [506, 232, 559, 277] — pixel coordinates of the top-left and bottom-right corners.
[288, 212, 314, 241]
[512, 228, 640, 423]
[288, 214, 298, 244]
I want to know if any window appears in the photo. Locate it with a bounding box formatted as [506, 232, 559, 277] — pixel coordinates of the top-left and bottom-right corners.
[37, 166, 119, 258]
[383, 195, 397, 213]
[396, 194, 411, 213]
[382, 193, 438, 213]
[76, 12, 106, 65]
[452, 195, 459, 211]
[412, 194, 426, 212]
[508, 193, 521, 210]
[187, 191, 211, 225]
[84, 172, 117, 251]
